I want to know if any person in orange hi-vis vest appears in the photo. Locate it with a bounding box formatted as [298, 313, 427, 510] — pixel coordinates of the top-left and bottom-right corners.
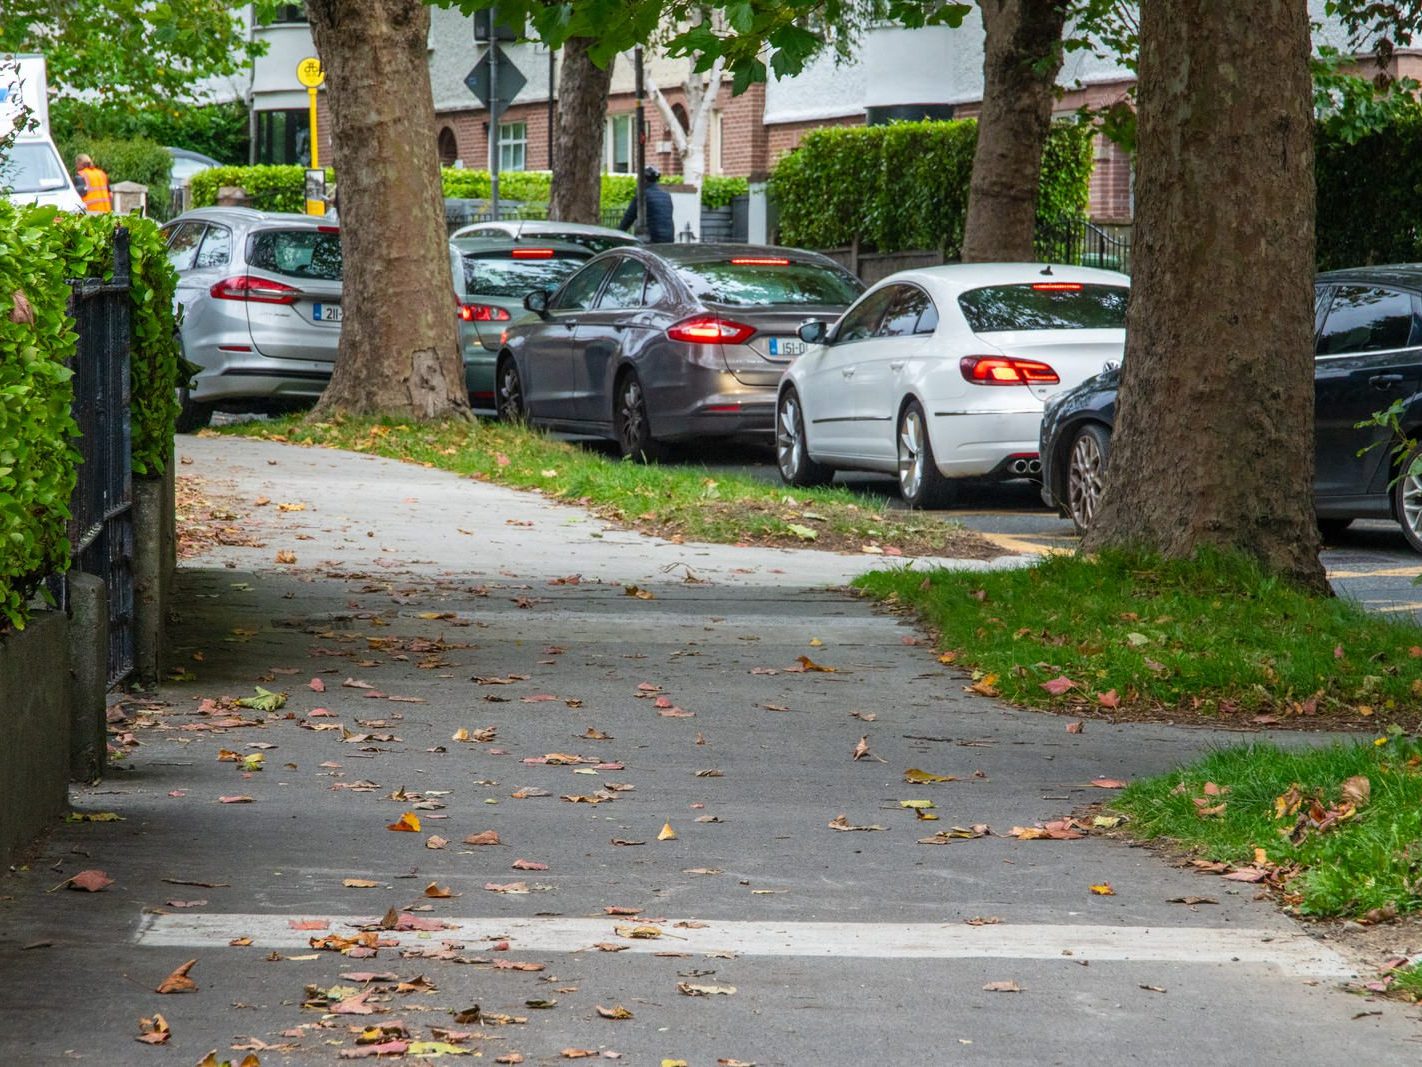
[74, 154, 112, 214]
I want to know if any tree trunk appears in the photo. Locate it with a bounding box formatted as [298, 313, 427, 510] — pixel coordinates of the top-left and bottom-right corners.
[549, 38, 613, 224]
[961, 0, 1068, 262]
[1081, 0, 1326, 592]
[304, 0, 468, 420]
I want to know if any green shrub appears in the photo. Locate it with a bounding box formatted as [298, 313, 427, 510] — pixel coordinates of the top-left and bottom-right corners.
[700, 176, 749, 210]
[1316, 106, 1422, 270]
[62, 137, 172, 196]
[769, 119, 1093, 255]
[52, 99, 249, 165]
[189, 165, 317, 214]
[0, 203, 82, 631]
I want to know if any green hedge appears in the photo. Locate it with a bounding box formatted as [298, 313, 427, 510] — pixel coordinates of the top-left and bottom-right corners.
[0, 203, 81, 631]
[769, 120, 1094, 254]
[52, 99, 249, 166]
[61, 137, 173, 198]
[0, 205, 180, 630]
[1316, 108, 1422, 270]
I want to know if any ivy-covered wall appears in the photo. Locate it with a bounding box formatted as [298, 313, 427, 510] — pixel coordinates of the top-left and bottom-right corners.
[769, 120, 1095, 254]
[0, 204, 179, 631]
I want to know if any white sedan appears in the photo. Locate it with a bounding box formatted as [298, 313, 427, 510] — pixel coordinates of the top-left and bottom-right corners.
[775, 263, 1129, 507]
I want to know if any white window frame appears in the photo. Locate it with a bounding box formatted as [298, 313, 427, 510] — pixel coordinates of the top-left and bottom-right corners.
[498, 121, 527, 172]
[605, 113, 634, 174]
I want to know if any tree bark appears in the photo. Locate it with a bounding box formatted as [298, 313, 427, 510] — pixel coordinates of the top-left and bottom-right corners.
[549, 38, 614, 224]
[961, 0, 1068, 262]
[1081, 0, 1327, 592]
[304, 0, 469, 420]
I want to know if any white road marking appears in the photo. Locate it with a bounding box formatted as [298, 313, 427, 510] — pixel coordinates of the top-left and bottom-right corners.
[135, 914, 1355, 977]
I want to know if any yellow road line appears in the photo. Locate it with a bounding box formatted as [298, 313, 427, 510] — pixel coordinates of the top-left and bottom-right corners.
[978, 532, 1071, 557]
[1326, 566, 1422, 579]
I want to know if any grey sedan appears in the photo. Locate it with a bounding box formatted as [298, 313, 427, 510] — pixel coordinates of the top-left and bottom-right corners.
[495, 245, 864, 459]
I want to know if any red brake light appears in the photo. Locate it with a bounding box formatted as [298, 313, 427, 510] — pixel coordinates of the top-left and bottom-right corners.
[729, 256, 790, 266]
[667, 315, 756, 345]
[1031, 282, 1083, 291]
[511, 248, 556, 259]
[209, 275, 301, 305]
[959, 356, 1059, 386]
[317, 225, 340, 234]
[458, 303, 511, 322]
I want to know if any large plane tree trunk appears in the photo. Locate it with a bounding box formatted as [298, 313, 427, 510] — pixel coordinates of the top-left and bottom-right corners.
[961, 0, 1068, 262]
[549, 38, 613, 224]
[305, 0, 469, 419]
[1081, 0, 1326, 592]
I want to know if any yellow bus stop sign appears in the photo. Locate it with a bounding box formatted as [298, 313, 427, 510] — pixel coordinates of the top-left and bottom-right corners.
[296, 57, 325, 88]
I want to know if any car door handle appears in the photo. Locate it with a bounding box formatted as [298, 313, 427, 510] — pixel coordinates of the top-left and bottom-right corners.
[1371, 373, 1405, 389]
[889, 360, 905, 372]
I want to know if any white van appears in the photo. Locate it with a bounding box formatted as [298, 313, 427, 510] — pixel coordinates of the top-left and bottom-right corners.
[0, 54, 85, 212]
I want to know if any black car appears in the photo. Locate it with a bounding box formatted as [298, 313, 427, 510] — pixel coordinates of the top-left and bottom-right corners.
[1041, 265, 1422, 553]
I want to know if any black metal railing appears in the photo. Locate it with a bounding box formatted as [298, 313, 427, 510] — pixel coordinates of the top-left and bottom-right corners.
[1034, 217, 1133, 274]
[63, 227, 135, 687]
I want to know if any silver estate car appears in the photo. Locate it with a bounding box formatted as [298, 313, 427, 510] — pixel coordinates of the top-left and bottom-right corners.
[164, 207, 344, 431]
[495, 244, 864, 459]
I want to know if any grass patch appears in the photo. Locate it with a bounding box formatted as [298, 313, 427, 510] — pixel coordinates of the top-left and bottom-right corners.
[1112, 739, 1422, 920]
[210, 415, 997, 558]
[854, 548, 1422, 724]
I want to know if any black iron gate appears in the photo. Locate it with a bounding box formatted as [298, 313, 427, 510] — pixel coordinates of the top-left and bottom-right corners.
[66, 227, 135, 687]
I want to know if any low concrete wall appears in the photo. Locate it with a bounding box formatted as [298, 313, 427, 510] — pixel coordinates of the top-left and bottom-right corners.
[0, 612, 73, 865]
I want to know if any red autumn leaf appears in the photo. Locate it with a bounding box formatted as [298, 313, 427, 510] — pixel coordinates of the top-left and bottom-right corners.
[1066, 721, 1085, 734]
[330, 990, 377, 1015]
[289, 919, 328, 930]
[1090, 778, 1128, 789]
[66, 870, 114, 892]
[340, 1041, 409, 1059]
[1097, 689, 1120, 709]
[463, 830, 501, 846]
[511, 859, 549, 871]
[1040, 675, 1076, 696]
[493, 959, 544, 971]
[155, 958, 198, 994]
[1222, 866, 1268, 883]
[218, 795, 254, 804]
[604, 906, 641, 916]
[309, 677, 326, 692]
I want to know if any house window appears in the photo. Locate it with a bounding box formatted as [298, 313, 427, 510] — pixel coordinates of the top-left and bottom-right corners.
[438, 127, 459, 168]
[498, 121, 527, 172]
[273, 3, 307, 23]
[605, 113, 633, 174]
[255, 108, 311, 165]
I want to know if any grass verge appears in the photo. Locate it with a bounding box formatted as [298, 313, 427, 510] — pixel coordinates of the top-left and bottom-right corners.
[854, 548, 1422, 726]
[211, 415, 998, 558]
[1111, 740, 1422, 923]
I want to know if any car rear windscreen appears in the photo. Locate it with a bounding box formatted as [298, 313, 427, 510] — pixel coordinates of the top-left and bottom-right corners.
[248, 230, 343, 281]
[958, 283, 1128, 332]
[676, 260, 863, 307]
[462, 252, 588, 297]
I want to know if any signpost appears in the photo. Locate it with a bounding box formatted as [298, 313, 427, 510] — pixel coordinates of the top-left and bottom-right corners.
[464, 15, 526, 223]
[296, 57, 326, 216]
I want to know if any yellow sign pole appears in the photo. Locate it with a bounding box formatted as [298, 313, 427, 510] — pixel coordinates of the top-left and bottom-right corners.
[296, 57, 327, 216]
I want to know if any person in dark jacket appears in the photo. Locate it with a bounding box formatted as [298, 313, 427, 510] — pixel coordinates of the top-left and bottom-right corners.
[619, 166, 675, 243]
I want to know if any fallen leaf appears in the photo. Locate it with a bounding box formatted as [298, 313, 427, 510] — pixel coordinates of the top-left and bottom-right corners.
[1040, 675, 1076, 696]
[484, 882, 530, 894]
[596, 1004, 634, 1020]
[1066, 721, 1085, 734]
[614, 925, 662, 939]
[218, 795, 254, 804]
[1167, 896, 1218, 906]
[964, 916, 1001, 926]
[1090, 883, 1116, 896]
[678, 982, 737, 996]
[658, 822, 678, 841]
[495, 1055, 525, 1065]
[136, 1014, 170, 1044]
[828, 814, 885, 832]
[425, 882, 455, 899]
[1089, 778, 1128, 789]
[512, 859, 549, 871]
[562, 1051, 599, 1060]
[494, 960, 545, 972]
[331, 990, 378, 1015]
[1097, 689, 1120, 709]
[426, 835, 448, 849]
[624, 585, 655, 600]
[464, 830, 502, 845]
[235, 686, 286, 712]
[605, 906, 641, 916]
[343, 878, 381, 889]
[982, 981, 1021, 993]
[904, 768, 956, 784]
[794, 655, 836, 672]
[65, 870, 114, 892]
[388, 812, 421, 832]
[852, 736, 871, 761]
[1341, 775, 1371, 809]
[309, 677, 326, 692]
[155, 959, 198, 994]
[1222, 867, 1268, 883]
[1140, 984, 1167, 994]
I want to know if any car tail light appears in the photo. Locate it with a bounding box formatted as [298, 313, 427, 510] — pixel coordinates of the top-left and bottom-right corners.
[959, 355, 1060, 386]
[1031, 282, 1083, 291]
[209, 275, 302, 305]
[458, 303, 511, 322]
[317, 225, 340, 234]
[667, 315, 756, 345]
[730, 256, 789, 266]
[511, 248, 555, 259]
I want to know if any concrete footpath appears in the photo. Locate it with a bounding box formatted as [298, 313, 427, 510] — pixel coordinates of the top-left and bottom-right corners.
[1, 436, 1418, 1065]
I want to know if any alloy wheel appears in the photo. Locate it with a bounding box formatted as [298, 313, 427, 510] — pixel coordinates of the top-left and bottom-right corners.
[618, 378, 648, 456]
[898, 407, 926, 500]
[1401, 466, 1422, 543]
[1067, 430, 1106, 531]
[777, 393, 805, 480]
[497, 361, 523, 421]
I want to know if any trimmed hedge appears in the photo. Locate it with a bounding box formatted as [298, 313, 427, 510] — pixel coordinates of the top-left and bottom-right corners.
[0, 204, 180, 630]
[52, 98, 249, 166]
[1317, 108, 1422, 270]
[769, 119, 1094, 254]
[61, 137, 173, 198]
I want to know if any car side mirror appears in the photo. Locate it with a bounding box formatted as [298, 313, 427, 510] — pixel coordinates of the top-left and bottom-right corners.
[524, 289, 550, 317]
[797, 320, 827, 345]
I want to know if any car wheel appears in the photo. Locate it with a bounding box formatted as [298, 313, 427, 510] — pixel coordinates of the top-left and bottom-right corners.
[1316, 517, 1354, 542]
[614, 372, 664, 462]
[1394, 443, 1422, 554]
[174, 385, 212, 434]
[897, 399, 955, 508]
[496, 356, 525, 422]
[1066, 423, 1111, 535]
[776, 388, 833, 487]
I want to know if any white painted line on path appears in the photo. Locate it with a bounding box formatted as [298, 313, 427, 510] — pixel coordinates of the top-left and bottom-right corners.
[135, 914, 1355, 978]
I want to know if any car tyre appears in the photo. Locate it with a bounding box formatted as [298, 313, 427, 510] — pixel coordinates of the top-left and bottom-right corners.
[897, 399, 955, 509]
[776, 388, 833, 487]
[496, 356, 525, 422]
[1066, 423, 1111, 535]
[175, 385, 213, 434]
[1394, 443, 1422, 554]
[615, 372, 665, 462]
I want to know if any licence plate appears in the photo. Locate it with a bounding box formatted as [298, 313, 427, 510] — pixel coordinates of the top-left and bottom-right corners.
[768, 337, 804, 358]
[313, 303, 342, 323]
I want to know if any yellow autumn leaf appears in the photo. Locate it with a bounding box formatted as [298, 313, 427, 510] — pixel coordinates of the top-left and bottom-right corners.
[343, 878, 380, 889]
[899, 800, 935, 809]
[658, 821, 678, 841]
[1090, 883, 1116, 896]
[387, 812, 421, 832]
[904, 769, 957, 784]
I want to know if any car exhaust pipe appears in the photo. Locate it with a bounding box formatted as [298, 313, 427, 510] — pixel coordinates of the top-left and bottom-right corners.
[1009, 459, 1029, 475]
[1027, 458, 1042, 475]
